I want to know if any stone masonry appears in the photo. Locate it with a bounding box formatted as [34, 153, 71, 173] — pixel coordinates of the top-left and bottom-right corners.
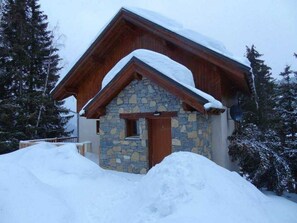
[99, 77, 212, 174]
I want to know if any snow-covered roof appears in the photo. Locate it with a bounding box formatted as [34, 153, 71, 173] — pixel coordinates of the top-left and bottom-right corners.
[81, 49, 223, 115]
[91, 7, 249, 68]
[123, 7, 249, 67]
[52, 7, 252, 101]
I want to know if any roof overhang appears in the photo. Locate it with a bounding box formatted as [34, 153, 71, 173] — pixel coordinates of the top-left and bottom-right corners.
[51, 8, 252, 101]
[83, 57, 224, 119]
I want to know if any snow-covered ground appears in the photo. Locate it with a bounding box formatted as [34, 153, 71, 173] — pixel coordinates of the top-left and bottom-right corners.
[0, 143, 296, 223]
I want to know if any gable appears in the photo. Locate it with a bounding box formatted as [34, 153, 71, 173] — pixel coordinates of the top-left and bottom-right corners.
[83, 50, 224, 119]
[98, 76, 212, 173]
[52, 7, 252, 111]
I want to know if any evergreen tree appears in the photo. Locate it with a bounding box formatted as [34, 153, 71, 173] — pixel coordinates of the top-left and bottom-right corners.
[0, 0, 72, 153]
[229, 47, 297, 195]
[241, 45, 277, 130]
[229, 124, 293, 195]
[275, 65, 297, 147]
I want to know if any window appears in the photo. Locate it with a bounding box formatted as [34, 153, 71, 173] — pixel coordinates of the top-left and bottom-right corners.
[126, 119, 139, 137]
[96, 120, 100, 134]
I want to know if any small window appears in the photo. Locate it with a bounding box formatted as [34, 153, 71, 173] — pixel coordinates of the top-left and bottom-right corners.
[96, 120, 100, 134]
[126, 119, 139, 137]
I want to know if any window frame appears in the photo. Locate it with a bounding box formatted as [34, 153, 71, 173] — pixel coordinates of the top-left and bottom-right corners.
[125, 118, 140, 138]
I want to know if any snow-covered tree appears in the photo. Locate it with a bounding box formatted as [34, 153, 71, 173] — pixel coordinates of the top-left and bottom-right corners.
[229, 124, 293, 195]
[241, 45, 277, 130]
[229, 47, 297, 194]
[0, 0, 72, 153]
[275, 65, 297, 147]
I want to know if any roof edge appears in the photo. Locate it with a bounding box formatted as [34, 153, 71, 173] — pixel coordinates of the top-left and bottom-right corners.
[52, 7, 251, 100]
[83, 56, 223, 118]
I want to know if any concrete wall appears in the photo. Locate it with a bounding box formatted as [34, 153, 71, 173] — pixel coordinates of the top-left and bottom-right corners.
[210, 106, 236, 170]
[78, 116, 100, 154]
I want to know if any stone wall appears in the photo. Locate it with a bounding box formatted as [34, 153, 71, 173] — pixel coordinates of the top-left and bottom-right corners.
[99, 77, 212, 174]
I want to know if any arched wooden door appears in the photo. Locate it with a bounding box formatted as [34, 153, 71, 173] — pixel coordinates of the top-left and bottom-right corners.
[148, 118, 172, 168]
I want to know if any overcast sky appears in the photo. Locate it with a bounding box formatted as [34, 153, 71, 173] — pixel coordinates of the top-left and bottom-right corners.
[38, 0, 297, 110]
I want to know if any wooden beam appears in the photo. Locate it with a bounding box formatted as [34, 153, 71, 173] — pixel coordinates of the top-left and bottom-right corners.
[123, 19, 140, 34]
[124, 12, 249, 77]
[84, 59, 219, 119]
[120, 111, 178, 119]
[64, 87, 78, 97]
[90, 54, 105, 65]
[134, 72, 143, 80]
[162, 40, 177, 51]
[207, 108, 225, 115]
[97, 108, 106, 116]
[182, 102, 196, 112]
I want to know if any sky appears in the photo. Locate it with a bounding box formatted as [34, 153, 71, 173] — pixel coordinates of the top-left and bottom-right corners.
[38, 0, 297, 110]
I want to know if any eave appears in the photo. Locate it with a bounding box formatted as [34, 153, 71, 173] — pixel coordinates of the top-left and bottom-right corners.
[84, 57, 223, 119]
[51, 8, 252, 101]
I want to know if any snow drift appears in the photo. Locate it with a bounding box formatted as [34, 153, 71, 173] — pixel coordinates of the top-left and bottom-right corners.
[0, 143, 296, 223]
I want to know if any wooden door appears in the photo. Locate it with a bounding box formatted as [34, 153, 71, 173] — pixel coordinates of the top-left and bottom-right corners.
[148, 118, 172, 168]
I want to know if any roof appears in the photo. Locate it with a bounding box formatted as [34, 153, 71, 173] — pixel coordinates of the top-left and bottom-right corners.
[124, 7, 249, 66]
[83, 49, 224, 119]
[51, 7, 252, 101]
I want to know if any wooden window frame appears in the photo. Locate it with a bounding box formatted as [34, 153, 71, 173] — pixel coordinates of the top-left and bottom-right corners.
[125, 118, 140, 138]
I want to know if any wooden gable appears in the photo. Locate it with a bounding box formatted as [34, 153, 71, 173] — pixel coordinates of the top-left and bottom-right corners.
[52, 8, 251, 111]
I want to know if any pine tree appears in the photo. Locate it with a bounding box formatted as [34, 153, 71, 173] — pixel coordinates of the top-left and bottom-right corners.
[229, 124, 293, 195]
[279, 53, 297, 193]
[275, 65, 297, 147]
[0, 0, 72, 153]
[228, 46, 296, 195]
[241, 45, 277, 130]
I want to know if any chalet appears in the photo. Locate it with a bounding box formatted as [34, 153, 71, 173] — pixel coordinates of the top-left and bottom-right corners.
[52, 7, 252, 174]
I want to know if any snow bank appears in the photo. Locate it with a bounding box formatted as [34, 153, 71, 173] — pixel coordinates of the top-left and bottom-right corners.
[0, 144, 296, 223]
[0, 143, 138, 223]
[130, 153, 295, 223]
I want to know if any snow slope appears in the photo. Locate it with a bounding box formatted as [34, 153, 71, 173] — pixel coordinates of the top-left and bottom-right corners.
[0, 143, 296, 223]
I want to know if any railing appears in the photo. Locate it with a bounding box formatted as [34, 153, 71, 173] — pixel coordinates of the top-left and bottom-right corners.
[19, 137, 78, 144]
[19, 137, 91, 156]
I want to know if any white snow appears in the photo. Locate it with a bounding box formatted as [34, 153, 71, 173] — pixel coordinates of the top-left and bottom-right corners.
[101, 49, 223, 109]
[1, 143, 296, 223]
[124, 7, 250, 67]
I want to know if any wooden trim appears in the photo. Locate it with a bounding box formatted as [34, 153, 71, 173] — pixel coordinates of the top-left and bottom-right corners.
[125, 119, 139, 137]
[84, 58, 210, 118]
[207, 108, 225, 115]
[120, 111, 178, 119]
[182, 102, 196, 112]
[52, 8, 251, 101]
[61, 87, 78, 98]
[123, 11, 250, 72]
[148, 119, 153, 168]
[134, 72, 143, 80]
[85, 61, 136, 118]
